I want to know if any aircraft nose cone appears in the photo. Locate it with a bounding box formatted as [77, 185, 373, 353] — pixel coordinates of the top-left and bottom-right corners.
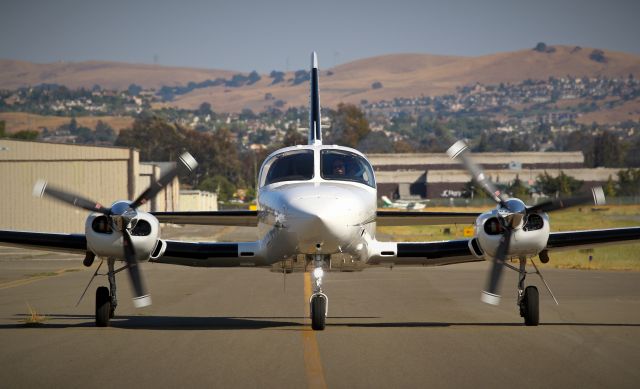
[287, 195, 361, 254]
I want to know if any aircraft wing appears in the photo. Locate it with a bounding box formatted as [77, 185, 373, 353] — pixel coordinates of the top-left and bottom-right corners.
[368, 239, 479, 266]
[375, 210, 479, 226]
[369, 227, 640, 265]
[0, 230, 87, 254]
[150, 240, 266, 267]
[151, 210, 258, 226]
[545, 227, 640, 252]
[0, 229, 266, 267]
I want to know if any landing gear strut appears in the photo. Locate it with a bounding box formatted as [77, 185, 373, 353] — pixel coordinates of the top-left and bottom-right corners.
[310, 254, 328, 330]
[516, 258, 539, 326]
[512, 257, 558, 326]
[94, 258, 119, 327]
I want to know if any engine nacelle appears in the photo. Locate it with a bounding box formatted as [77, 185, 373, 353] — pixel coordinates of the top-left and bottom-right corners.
[85, 211, 162, 262]
[474, 210, 550, 259]
[468, 238, 484, 259]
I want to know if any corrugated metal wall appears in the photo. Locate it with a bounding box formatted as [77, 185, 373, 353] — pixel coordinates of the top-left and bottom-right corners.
[0, 140, 139, 233]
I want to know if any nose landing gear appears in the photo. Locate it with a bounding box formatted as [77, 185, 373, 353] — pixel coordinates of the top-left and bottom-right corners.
[310, 255, 329, 330]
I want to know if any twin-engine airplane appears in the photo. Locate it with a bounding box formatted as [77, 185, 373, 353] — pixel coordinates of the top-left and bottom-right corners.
[1, 53, 639, 330]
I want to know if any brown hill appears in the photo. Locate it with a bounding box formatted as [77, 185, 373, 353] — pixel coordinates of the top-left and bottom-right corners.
[2, 45, 640, 113]
[168, 46, 640, 112]
[0, 112, 133, 133]
[0, 59, 235, 90]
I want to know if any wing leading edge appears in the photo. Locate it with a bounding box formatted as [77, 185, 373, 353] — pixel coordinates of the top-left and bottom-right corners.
[151, 210, 258, 226]
[151, 210, 479, 227]
[368, 226, 640, 266]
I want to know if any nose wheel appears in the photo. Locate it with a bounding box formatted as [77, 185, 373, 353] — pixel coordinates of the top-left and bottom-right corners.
[310, 293, 328, 330]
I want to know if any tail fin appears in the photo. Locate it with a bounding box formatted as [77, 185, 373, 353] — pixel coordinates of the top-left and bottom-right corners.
[308, 52, 322, 145]
[381, 196, 393, 206]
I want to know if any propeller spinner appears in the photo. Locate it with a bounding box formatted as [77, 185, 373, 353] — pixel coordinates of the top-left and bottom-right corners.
[33, 152, 198, 308]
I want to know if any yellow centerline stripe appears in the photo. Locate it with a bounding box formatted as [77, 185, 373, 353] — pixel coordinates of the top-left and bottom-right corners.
[0, 267, 81, 290]
[303, 272, 328, 389]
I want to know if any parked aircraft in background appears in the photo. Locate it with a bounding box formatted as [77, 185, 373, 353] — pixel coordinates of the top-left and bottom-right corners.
[1, 53, 638, 330]
[381, 195, 427, 210]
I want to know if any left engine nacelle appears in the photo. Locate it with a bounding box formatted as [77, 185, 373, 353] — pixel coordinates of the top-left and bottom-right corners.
[85, 212, 161, 262]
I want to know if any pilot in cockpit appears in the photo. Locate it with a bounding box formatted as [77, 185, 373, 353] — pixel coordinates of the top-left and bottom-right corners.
[332, 158, 346, 176]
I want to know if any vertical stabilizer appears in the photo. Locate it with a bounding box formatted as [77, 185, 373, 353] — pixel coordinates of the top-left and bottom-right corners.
[308, 52, 322, 145]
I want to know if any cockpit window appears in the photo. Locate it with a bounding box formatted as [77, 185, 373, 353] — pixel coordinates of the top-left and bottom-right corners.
[262, 150, 314, 186]
[321, 150, 375, 188]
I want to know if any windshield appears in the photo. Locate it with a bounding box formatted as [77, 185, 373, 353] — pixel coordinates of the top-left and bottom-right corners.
[261, 150, 314, 186]
[320, 150, 375, 188]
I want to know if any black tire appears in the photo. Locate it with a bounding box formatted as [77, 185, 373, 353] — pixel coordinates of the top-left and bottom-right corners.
[523, 286, 539, 326]
[96, 286, 111, 327]
[310, 295, 327, 331]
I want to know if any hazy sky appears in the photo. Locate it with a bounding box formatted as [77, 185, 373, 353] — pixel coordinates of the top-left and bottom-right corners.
[1, 0, 638, 72]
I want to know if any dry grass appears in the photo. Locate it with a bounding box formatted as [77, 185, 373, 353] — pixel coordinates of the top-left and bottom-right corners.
[0, 112, 134, 133]
[379, 204, 640, 270]
[23, 303, 46, 325]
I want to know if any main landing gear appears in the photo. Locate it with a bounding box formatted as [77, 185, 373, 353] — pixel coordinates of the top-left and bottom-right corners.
[80, 258, 120, 327]
[95, 258, 119, 327]
[310, 255, 328, 330]
[511, 257, 558, 326]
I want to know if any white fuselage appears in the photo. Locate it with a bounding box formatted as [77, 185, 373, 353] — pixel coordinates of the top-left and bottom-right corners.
[256, 144, 377, 262]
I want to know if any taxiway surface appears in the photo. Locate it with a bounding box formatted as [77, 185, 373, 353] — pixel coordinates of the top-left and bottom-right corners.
[0, 226, 639, 388]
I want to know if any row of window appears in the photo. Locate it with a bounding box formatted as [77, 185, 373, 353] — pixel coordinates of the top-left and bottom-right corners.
[262, 149, 375, 188]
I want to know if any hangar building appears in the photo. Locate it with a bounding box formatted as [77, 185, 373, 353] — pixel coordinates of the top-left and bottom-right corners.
[0, 139, 182, 233]
[369, 152, 619, 199]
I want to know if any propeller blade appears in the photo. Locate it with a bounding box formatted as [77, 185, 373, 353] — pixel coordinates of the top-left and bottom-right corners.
[481, 227, 512, 305]
[33, 180, 110, 214]
[129, 152, 198, 209]
[122, 230, 151, 308]
[446, 140, 505, 205]
[527, 187, 605, 214]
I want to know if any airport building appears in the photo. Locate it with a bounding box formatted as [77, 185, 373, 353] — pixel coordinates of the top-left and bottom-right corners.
[179, 190, 218, 211]
[369, 152, 619, 199]
[0, 139, 212, 233]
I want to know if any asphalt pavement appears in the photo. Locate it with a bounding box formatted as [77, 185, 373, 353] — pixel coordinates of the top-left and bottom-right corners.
[0, 226, 639, 388]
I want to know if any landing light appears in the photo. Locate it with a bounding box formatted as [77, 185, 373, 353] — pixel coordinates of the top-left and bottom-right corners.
[313, 268, 324, 279]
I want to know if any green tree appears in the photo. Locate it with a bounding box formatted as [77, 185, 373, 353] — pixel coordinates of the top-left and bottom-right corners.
[462, 179, 487, 199]
[536, 171, 583, 196]
[327, 103, 371, 148]
[603, 175, 617, 197]
[616, 168, 640, 196]
[95, 121, 116, 143]
[127, 84, 142, 96]
[357, 131, 393, 153]
[282, 125, 305, 147]
[197, 102, 214, 117]
[593, 131, 623, 167]
[10, 130, 39, 140]
[198, 175, 235, 202]
[0, 120, 5, 137]
[508, 175, 529, 199]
